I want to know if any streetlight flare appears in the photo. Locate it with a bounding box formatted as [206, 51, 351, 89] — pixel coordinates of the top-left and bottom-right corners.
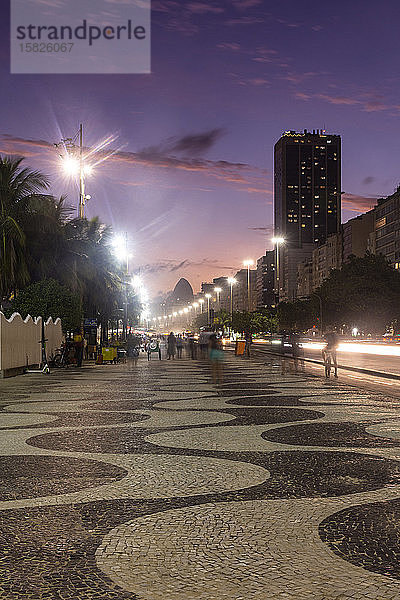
[243, 259, 254, 267]
[272, 236, 285, 244]
[62, 156, 79, 175]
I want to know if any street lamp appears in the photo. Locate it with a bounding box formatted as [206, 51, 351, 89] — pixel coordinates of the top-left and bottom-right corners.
[243, 260, 254, 311]
[55, 124, 93, 219]
[205, 293, 212, 324]
[113, 233, 132, 275]
[198, 298, 205, 313]
[192, 302, 199, 314]
[271, 237, 285, 302]
[227, 277, 236, 317]
[214, 287, 222, 310]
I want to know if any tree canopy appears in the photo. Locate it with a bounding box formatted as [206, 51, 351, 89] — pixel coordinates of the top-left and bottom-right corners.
[277, 254, 400, 335]
[318, 254, 400, 334]
[10, 279, 82, 332]
[0, 155, 135, 328]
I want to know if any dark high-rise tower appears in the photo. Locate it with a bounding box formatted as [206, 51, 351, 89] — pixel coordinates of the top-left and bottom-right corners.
[274, 129, 341, 245]
[274, 129, 341, 300]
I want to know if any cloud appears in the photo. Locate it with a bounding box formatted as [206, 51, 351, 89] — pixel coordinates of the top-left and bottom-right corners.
[139, 257, 236, 274]
[185, 2, 224, 14]
[341, 193, 377, 213]
[225, 16, 264, 25]
[232, 0, 263, 8]
[296, 91, 399, 114]
[217, 42, 241, 51]
[282, 72, 322, 84]
[0, 132, 269, 195]
[317, 94, 361, 106]
[364, 101, 389, 112]
[229, 72, 270, 87]
[167, 128, 225, 155]
[248, 225, 273, 232]
[362, 176, 375, 185]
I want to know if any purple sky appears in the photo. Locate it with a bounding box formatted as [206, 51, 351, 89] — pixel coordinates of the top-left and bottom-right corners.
[0, 0, 398, 296]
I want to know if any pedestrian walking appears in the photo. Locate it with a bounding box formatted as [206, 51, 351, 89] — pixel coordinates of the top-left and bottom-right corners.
[289, 331, 304, 373]
[73, 329, 84, 367]
[198, 331, 209, 359]
[127, 345, 140, 368]
[209, 333, 224, 384]
[188, 335, 197, 359]
[167, 332, 177, 360]
[244, 330, 252, 358]
[176, 335, 184, 358]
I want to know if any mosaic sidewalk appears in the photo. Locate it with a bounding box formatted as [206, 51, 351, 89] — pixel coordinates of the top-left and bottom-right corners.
[2, 353, 400, 599]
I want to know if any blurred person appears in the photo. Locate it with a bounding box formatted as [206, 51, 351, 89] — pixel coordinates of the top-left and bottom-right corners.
[188, 334, 197, 359]
[209, 333, 224, 384]
[289, 331, 304, 373]
[167, 331, 177, 360]
[127, 345, 140, 368]
[176, 334, 184, 358]
[73, 328, 84, 367]
[244, 330, 252, 358]
[322, 329, 339, 378]
[198, 331, 209, 359]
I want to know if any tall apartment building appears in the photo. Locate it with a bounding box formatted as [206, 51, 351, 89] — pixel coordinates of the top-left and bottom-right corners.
[374, 189, 400, 265]
[343, 209, 375, 262]
[232, 268, 257, 312]
[212, 276, 230, 312]
[312, 232, 342, 289]
[296, 209, 376, 297]
[256, 251, 275, 309]
[274, 129, 341, 300]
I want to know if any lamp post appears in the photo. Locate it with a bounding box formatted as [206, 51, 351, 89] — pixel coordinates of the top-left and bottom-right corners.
[214, 287, 222, 310]
[205, 293, 211, 325]
[199, 298, 204, 313]
[243, 260, 254, 311]
[55, 124, 93, 219]
[227, 277, 236, 318]
[271, 237, 285, 303]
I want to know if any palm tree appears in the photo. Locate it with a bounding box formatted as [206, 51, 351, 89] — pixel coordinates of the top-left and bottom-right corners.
[0, 156, 51, 300]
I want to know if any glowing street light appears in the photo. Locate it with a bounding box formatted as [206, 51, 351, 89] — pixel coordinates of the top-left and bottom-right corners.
[214, 287, 222, 310]
[198, 298, 205, 313]
[55, 124, 93, 219]
[62, 156, 79, 175]
[112, 233, 132, 274]
[205, 293, 212, 324]
[192, 302, 199, 314]
[271, 237, 285, 302]
[243, 259, 254, 311]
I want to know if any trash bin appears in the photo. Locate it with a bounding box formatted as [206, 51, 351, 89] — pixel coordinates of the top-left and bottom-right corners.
[102, 347, 117, 363]
[235, 340, 246, 356]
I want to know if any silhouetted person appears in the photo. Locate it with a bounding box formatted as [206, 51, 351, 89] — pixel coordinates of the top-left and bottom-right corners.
[209, 333, 224, 384]
[167, 332, 177, 360]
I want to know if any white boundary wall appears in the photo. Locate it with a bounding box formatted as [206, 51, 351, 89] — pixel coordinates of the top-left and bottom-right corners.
[0, 312, 63, 376]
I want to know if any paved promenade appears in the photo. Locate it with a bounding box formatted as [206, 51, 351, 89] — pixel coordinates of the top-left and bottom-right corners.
[2, 352, 400, 599]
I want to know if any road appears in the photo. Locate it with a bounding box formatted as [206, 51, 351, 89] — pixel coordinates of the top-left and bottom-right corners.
[252, 341, 400, 398]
